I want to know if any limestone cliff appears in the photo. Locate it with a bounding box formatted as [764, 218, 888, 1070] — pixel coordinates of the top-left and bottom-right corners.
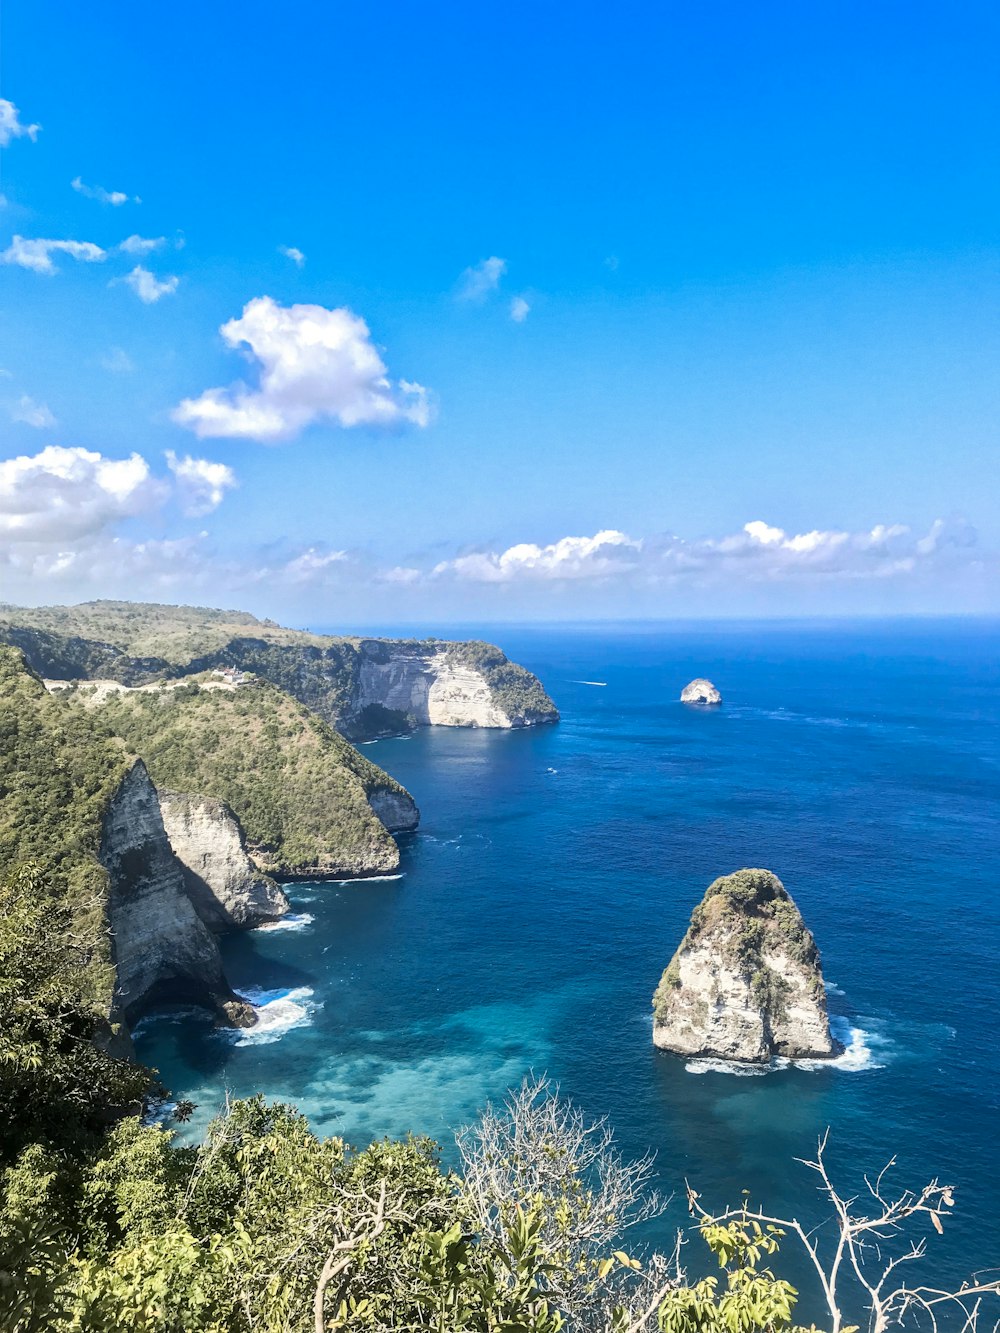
[0, 602, 559, 741]
[356, 650, 510, 728]
[58, 676, 413, 880]
[652, 869, 836, 1063]
[157, 790, 289, 930]
[100, 762, 254, 1026]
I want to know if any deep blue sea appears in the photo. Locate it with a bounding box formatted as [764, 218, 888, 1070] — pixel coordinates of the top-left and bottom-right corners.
[136, 620, 1000, 1316]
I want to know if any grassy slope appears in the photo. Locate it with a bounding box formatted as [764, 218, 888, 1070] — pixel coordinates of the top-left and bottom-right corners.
[0, 646, 128, 1009]
[83, 678, 405, 877]
[0, 602, 559, 732]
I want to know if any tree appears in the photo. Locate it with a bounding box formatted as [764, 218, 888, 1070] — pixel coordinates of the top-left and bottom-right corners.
[457, 1076, 671, 1330]
[683, 1133, 1000, 1333]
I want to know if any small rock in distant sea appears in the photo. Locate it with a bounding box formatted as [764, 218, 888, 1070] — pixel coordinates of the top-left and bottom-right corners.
[681, 678, 722, 705]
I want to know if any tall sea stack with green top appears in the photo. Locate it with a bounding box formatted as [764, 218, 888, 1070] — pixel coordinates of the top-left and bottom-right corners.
[652, 868, 837, 1063]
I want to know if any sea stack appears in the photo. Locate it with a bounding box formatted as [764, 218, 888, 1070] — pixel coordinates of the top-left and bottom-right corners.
[652, 869, 837, 1063]
[681, 678, 722, 705]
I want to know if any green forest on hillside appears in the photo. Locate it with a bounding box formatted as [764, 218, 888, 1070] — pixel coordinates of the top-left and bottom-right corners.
[0, 603, 559, 739]
[0, 647, 130, 1013]
[80, 678, 407, 876]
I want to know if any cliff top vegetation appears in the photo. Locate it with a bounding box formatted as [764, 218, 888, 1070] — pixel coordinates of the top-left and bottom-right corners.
[72, 675, 407, 877]
[0, 601, 559, 736]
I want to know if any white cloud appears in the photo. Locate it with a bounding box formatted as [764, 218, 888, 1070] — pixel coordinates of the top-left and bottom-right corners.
[122, 265, 179, 303]
[101, 347, 134, 373]
[279, 547, 348, 581]
[279, 245, 306, 267]
[427, 519, 981, 587]
[165, 451, 237, 516]
[0, 444, 239, 556]
[0, 100, 40, 146]
[435, 530, 642, 583]
[172, 296, 431, 442]
[742, 520, 785, 546]
[0, 446, 164, 544]
[71, 176, 138, 206]
[1, 506, 988, 609]
[2, 235, 106, 275]
[379, 565, 421, 585]
[11, 395, 56, 429]
[119, 234, 165, 255]
[458, 256, 507, 301]
[509, 296, 530, 323]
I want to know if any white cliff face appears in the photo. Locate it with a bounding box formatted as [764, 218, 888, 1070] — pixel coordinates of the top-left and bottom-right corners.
[157, 790, 289, 930]
[99, 762, 252, 1026]
[357, 652, 515, 728]
[652, 869, 835, 1063]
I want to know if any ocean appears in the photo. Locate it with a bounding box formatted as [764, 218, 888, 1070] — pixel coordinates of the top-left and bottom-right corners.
[135, 619, 1000, 1315]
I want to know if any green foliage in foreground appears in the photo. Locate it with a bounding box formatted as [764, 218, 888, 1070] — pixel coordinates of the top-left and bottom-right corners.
[83, 679, 408, 875]
[0, 862, 825, 1332]
[0, 858, 994, 1333]
[0, 1097, 821, 1333]
[0, 864, 151, 1167]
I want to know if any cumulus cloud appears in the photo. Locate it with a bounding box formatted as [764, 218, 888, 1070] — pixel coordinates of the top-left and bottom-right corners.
[11, 395, 56, 429]
[123, 265, 179, 303]
[0, 445, 237, 552]
[2, 235, 106, 275]
[165, 451, 237, 516]
[458, 256, 507, 301]
[71, 176, 138, 206]
[0, 100, 40, 146]
[509, 295, 530, 323]
[172, 296, 431, 442]
[279, 245, 306, 267]
[0, 446, 165, 544]
[426, 519, 981, 587]
[435, 530, 641, 583]
[119, 234, 166, 255]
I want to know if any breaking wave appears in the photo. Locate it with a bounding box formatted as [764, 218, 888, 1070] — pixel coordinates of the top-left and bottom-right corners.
[255, 912, 314, 933]
[227, 986, 318, 1046]
[685, 1016, 883, 1076]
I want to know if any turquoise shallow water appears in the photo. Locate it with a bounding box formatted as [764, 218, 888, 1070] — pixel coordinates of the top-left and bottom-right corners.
[136, 620, 1000, 1312]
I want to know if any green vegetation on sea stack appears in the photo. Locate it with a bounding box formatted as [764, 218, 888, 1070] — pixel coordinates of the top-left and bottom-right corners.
[653, 869, 822, 1023]
[78, 677, 408, 877]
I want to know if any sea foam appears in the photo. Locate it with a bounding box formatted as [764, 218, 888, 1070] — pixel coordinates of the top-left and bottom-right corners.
[685, 1016, 882, 1076]
[227, 986, 318, 1046]
[255, 912, 315, 933]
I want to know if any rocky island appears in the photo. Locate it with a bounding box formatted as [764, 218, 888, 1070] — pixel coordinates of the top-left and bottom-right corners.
[652, 868, 838, 1063]
[680, 678, 722, 705]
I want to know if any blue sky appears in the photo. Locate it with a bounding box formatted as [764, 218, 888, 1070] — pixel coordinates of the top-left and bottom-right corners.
[1, 1, 997, 624]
